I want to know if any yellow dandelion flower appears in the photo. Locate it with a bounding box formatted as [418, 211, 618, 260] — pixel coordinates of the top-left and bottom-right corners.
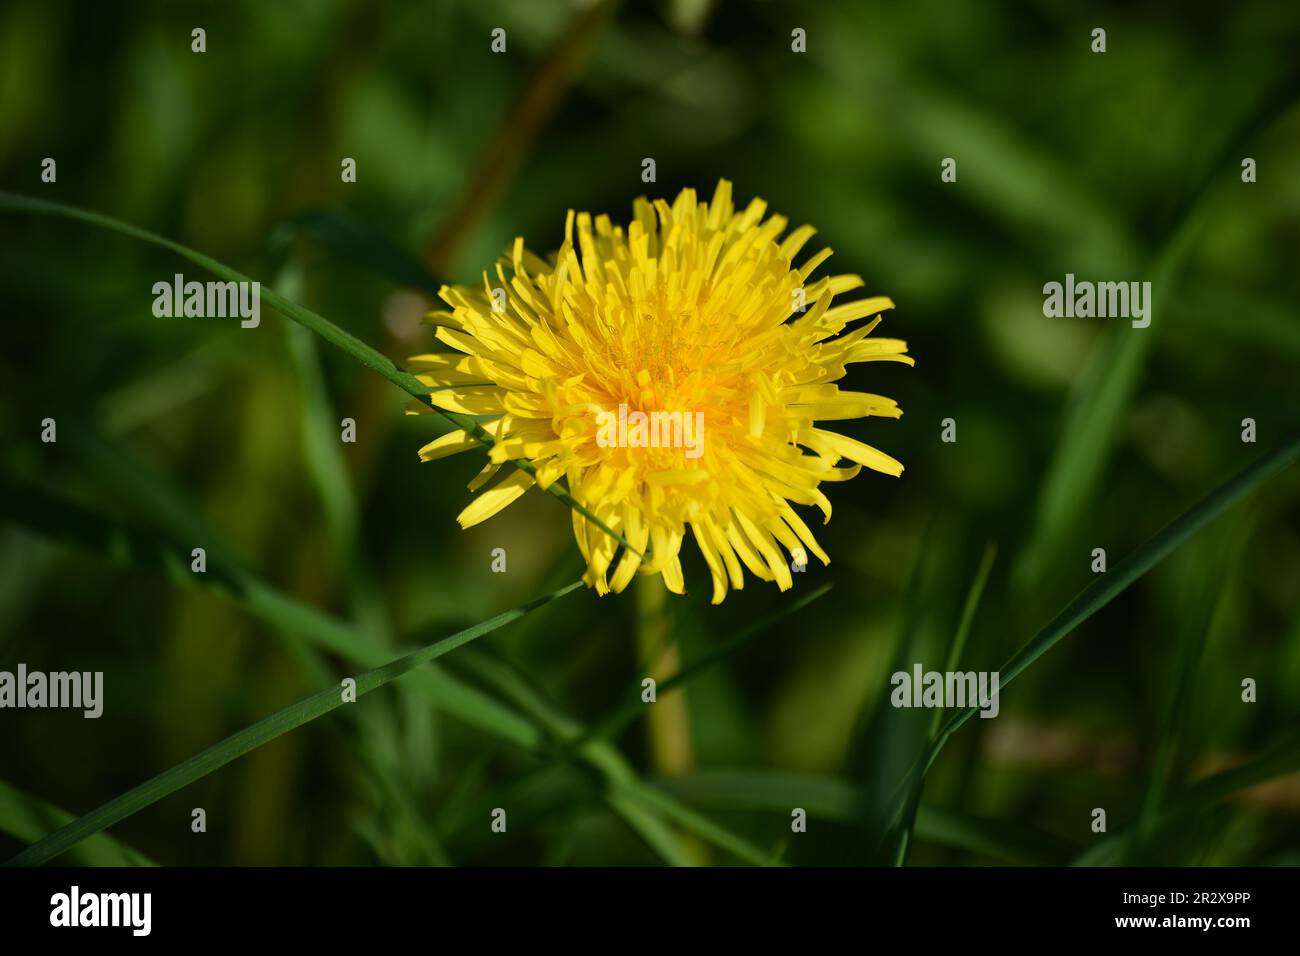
[411, 180, 912, 603]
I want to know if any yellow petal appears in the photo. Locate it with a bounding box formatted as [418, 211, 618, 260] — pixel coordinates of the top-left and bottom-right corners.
[417, 430, 477, 462]
[456, 470, 535, 528]
[803, 428, 904, 477]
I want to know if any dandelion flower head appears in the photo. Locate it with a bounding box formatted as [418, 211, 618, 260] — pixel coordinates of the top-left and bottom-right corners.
[411, 180, 911, 603]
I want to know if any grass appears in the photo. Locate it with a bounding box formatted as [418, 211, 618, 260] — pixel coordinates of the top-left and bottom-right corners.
[878, 432, 1300, 849]
[4, 190, 1299, 865]
[0, 191, 640, 559]
[5, 579, 586, 866]
[2, 2, 1298, 867]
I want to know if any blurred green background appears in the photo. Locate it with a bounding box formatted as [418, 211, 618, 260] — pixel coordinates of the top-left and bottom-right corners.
[2, 0, 1299, 866]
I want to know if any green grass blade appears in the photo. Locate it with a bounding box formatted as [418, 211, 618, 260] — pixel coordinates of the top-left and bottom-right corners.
[883, 433, 1300, 836]
[434, 746, 694, 867]
[0, 472, 360, 659]
[1075, 728, 1300, 866]
[602, 791, 696, 866]
[450, 648, 781, 866]
[443, 584, 835, 863]
[0, 470, 547, 745]
[1131, 516, 1252, 863]
[612, 780, 779, 867]
[1014, 65, 1300, 587]
[580, 582, 833, 750]
[276, 248, 448, 852]
[890, 543, 998, 866]
[277, 255, 391, 646]
[656, 769, 1079, 865]
[932, 543, 998, 740]
[844, 520, 936, 863]
[5, 581, 584, 866]
[0, 780, 156, 867]
[913, 806, 1077, 867]
[61, 421, 244, 569]
[0, 475, 698, 864]
[939, 435, 1300, 753]
[0, 191, 639, 558]
[660, 768, 860, 819]
[45, 420, 462, 850]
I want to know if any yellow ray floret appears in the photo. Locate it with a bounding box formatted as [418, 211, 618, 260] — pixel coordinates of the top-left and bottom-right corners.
[411, 180, 912, 603]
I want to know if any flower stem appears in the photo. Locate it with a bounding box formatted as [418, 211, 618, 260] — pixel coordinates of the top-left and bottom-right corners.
[635, 574, 694, 777]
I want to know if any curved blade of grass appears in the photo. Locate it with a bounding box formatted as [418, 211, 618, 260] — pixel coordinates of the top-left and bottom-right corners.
[578, 582, 833, 751]
[0, 475, 697, 863]
[935, 436, 1300, 757]
[0, 472, 361, 661]
[913, 805, 1077, 867]
[87, 277, 448, 819]
[611, 780, 779, 867]
[0, 780, 155, 867]
[277, 245, 448, 852]
[96, 337, 245, 435]
[1131, 516, 1251, 863]
[58, 419, 346, 691]
[884, 433, 1300, 836]
[1014, 65, 1300, 587]
[602, 790, 695, 866]
[891, 543, 998, 866]
[62, 420, 244, 570]
[437, 747, 694, 866]
[1074, 728, 1300, 866]
[930, 544, 998, 742]
[277, 255, 391, 647]
[0, 471, 545, 747]
[844, 517, 935, 863]
[282, 301, 444, 815]
[657, 770, 1078, 866]
[450, 648, 781, 866]
[0, 191, 638, 558]
[5, 580, 584, 866]
[449, 583, 835, 862]
[1012, 241, 1171, 587]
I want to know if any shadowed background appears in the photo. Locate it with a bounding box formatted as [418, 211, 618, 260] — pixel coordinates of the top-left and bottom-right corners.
[1, 0, 1299, 865]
